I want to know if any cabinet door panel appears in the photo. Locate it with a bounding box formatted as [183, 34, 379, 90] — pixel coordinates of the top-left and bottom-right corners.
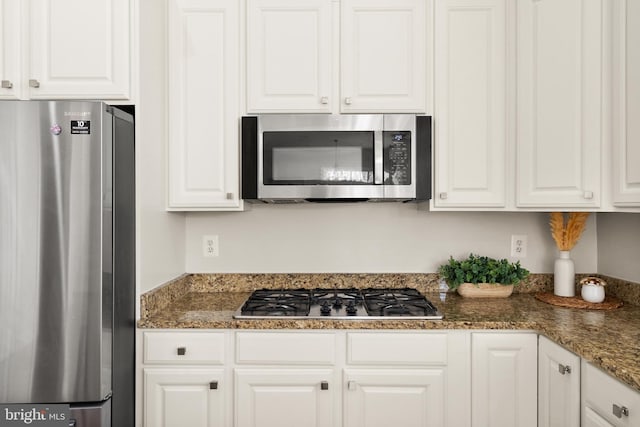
[612, 0, 640, 206]
[0, 0, 22, 99]
[434, 0, 507, 207]
[538, 336, 580, 427]
[582, 361, 640, 427]
[344, 369, 444, 427]
[516, 0, 602, 207]
[235, 369, 335, 427]
[167, 0, 241, 210]
[472, 333, 537, 427]
[29, 0, 130, 99]
[341, 0, 426, 113]
[583, 407, 615, 427]
[247, 0, 332, 113]
[144, 368, 225, 427]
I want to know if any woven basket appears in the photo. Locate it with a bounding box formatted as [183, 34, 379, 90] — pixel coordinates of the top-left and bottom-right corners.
[457, 283, 514, 298]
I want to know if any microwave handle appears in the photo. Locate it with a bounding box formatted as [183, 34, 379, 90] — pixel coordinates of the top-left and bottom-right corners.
[374, 130, 383, 184]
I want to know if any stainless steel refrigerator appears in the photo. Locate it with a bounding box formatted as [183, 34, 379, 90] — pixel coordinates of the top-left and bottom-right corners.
[0, 101, 135, 427]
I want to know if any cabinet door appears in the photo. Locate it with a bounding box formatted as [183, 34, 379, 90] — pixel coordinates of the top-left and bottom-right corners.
[612, 0, 640, 207]
[471, 333, 537, 427]
[583, 407, 615, 427]
[0, 0, 22, 99]
[167, 0, 242, 210]
[28, 0, 130, 99]
[144, 368, 225, 427]
[516, 0, 603, 208]
[344, 369, 444, 427]
[246, 0, 332, 113]
[433, 0, 508, 208]
[538, 336, 580, 427]
[235, 368, 335, 427]
[582, 361, 640, 427]
[341, 0, 427, 113]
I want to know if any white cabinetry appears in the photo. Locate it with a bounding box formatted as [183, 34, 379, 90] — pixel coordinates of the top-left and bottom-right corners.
[142, 331, 229, 427]
[166, 0, 242, 210]
[234, 331, 338, 427]
[246, 0, 333, 113]
[433, 0, 509, 208]
[538, 336, 580, 427]
[582, 361, 640, 427]
[144, 368, 225, 427]
[344, 369, 444, 427]
[0, 0, 130, 100]
[612, 0, 640, 207]
[246, 0, 428, 113]
[340, 0, 427, 113]
[471, 332, 537, 427]
[516, 0, 603, 208]
[0, 0, 22, 100]
[235, 369, 336, 427]
[344, 331, 470, 427]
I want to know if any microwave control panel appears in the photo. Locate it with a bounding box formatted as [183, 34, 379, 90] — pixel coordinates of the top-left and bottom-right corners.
[383, 131, 411, 185]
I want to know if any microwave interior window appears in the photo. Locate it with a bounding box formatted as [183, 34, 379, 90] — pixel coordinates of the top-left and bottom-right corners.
[264, 131, 374, 185]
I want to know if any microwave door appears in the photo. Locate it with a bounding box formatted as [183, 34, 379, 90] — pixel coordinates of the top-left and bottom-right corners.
[259, 129, 383, 200]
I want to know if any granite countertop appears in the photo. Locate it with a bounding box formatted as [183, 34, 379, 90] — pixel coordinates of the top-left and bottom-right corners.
[138, 273, 640, 393]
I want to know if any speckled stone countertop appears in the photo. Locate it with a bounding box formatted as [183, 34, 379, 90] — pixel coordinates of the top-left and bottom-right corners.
[138, 273, 640, 393]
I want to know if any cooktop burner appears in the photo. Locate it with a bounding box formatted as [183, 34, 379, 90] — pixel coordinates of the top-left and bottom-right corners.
[234, 288, 443, 320]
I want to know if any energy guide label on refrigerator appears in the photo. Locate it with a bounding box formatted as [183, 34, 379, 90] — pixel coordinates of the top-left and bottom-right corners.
[0, 404, 70, 426]
[70, 120, 90, 134]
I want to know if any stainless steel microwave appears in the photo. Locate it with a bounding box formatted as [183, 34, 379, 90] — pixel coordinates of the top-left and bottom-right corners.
[241, 114, 431, 202]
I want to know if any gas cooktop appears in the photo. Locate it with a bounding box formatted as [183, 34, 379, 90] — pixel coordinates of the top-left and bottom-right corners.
[233, 288, 443, 320]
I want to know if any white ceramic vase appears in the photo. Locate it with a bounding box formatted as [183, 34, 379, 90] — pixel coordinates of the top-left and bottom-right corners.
[554, 251, 575, 297]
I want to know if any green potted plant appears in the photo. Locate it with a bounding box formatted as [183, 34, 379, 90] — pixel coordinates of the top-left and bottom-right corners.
[438, 253, 530, 298]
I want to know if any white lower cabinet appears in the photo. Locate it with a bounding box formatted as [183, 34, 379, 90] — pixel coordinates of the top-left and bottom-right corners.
[140, 329, 640, 427]
[235, 368, 336, 427]
[141, 331, 230, 427]
[144, 368, 225, 427]
[343, 369, 444, 427]
[582, 361, 640, 427]
[538, 336, 580, 427]
[471, 332, 537, 427]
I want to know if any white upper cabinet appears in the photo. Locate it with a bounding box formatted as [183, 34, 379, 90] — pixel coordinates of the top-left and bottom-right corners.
[612, 0, 640, 207]
[433, 0, 508, 208]
[167, 0, 242, 210]
[0, 0, 22, 99]
[516, 0, 603, 208]
[1, 0, 131, 100]
[246, 0, 333, 113]
[246, 0, 428, 113]
[340, 0, 427, 113]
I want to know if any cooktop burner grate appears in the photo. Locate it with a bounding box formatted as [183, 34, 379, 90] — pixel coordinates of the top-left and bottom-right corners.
[234, 288, 443, 320]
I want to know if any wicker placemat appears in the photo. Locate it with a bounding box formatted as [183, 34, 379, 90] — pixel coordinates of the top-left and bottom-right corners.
[535, 292, 623, 310]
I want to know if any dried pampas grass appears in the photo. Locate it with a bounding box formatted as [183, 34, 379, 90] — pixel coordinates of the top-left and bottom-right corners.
[549, 212, 590, 251]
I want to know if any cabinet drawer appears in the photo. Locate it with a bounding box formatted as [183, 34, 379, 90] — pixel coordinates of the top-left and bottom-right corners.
[143, 331, 225, 364]
[236, 332, 336, 365]
[582, 361, 640, 426]
[347, 332, 448, 365]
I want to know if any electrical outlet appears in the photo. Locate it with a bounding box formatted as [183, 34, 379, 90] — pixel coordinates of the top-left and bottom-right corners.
[511, 235, 527, 258]
[203, 235, 219, 258]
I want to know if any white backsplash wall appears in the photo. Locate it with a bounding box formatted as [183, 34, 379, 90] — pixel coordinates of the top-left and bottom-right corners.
[185, 204, 597, 274]
[597, 213, 640, 283]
